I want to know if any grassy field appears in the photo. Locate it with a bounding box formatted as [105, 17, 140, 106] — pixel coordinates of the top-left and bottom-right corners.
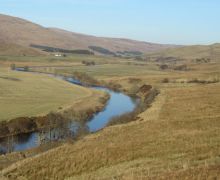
[0, 67, 94, 121]
[37, 63, 163, 79]
[0, 54, 131, 65]
[0, 51, 220, 179]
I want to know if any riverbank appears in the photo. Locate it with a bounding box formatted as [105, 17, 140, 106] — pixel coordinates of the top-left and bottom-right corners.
[15, 68, 159, 130]
[0, 90, 109, 139]
[6, 68, 158, 135]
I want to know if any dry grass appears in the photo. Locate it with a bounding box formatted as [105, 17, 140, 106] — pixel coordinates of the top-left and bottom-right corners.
[0, 42, 44, 56]
[146, 43, 220, 61]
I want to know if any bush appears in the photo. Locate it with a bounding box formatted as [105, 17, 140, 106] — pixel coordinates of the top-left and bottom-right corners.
[82, 61, 95, 66]
[24, 66, 29, 71]
[128, 84, 140, 95]
[108, 88, 159, 126]
[174, 64, 188, 71]
[10, 64, 16, 70]
[195, 58, 211, 63]
[188, 78, 219, 84]
[162, 78, 169, 83]
[72, 72, 99, 86]
[105, 82, 122, 91]
[7, 117, 36, 134]
[107, 112, 137, 126]
[160, 64, 169, 70]
[128, 78, 142, 84]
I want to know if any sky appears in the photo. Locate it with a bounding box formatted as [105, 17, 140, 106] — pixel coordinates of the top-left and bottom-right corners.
[0, 0, 219, 45]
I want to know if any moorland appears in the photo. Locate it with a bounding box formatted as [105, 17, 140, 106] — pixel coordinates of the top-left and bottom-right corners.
[0, 14, 220, 180]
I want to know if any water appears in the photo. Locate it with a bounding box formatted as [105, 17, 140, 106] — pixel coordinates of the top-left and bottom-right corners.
[87, 87, 136, 132]
[0, 73, 138, 154]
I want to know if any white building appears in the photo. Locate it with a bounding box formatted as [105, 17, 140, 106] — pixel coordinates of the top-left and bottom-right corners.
[54, 54, 62, 57]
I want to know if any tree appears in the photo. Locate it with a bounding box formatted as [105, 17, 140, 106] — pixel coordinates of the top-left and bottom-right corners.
[24, 66, 29, 71]
[10, 64, 16, 70]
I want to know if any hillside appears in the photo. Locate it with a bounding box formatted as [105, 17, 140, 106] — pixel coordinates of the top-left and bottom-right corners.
[147, 43, 220, 61]
[0, 14, 177, 55]
[0, 41, 44, 56]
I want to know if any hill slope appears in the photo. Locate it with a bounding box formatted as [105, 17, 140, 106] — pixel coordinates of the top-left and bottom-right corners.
[147, 43, 220, 60]
[0, 41, 44, 56]
[0, 14, 177, 55]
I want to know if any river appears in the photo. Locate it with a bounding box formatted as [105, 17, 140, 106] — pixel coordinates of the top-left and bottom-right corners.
[0, 71, 138, 154]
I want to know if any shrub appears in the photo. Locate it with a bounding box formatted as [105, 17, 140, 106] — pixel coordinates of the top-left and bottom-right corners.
[72, 71, 99, 86]
[24, 66, 29, 71]
[10, 64, 16, 70]
[105, 82, 122, 91]
[108, 88, 159, 126]
[82, 61, 95, 66]
[128, 84, 140, 95]
[162, 78, 169, 83]
[195, 58, 211, 63]
[174, 64, 188, 71]
[160, 64, 169, 70]
[188, 78, 219, 84]
[128, 78, 142, 84]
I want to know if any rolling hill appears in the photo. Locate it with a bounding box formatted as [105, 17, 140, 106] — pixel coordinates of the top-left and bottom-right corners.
[0, 41, 45, 56]
[147, 43, 220, 61]
[0, 14, 177, 56]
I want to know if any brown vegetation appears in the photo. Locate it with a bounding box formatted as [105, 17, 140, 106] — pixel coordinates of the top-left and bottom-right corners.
[159, 64, 169, 70]
[187, 78, 219, 84]
[0, 14, 176, 56]
[71, 72, 100, 86]
[0, 91, 109, 138]
[82, 60, 95, 66]
[161, 78, 169, 83]
[108, 86, 159, 126]
[173, 64, 188, 71]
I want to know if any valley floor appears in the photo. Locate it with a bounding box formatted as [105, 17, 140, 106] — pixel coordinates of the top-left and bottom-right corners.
[0, 55, 220, 179]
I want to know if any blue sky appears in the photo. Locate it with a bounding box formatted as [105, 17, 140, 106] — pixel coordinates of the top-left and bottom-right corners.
[0, 0, 219, 45]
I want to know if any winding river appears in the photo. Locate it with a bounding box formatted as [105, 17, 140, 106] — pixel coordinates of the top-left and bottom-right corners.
[0, 71, 138, 154]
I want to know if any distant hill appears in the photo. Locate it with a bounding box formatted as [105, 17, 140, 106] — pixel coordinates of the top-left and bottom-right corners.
[147, 43, 220, 60]
[0, 14, 177, 56]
